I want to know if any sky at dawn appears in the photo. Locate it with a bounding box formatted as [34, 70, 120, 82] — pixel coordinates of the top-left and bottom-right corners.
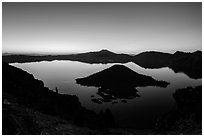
[2, 2, 202, 54]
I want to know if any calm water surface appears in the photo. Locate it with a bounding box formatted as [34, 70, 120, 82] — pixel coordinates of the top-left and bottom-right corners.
[11, 61, 202, 128]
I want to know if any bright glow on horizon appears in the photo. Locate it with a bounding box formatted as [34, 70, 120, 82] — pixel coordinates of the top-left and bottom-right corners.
[2, 3, 202, 55]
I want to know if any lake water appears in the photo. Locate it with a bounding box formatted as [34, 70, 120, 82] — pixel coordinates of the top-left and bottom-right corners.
[11, 60, 202, 128]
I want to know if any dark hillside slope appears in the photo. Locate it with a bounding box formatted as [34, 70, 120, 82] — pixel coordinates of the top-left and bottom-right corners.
[2, 62, 115, 134]
[169, 51, 202, 79]
[155, 86, 202, 134]
[132, 51, 202, 79]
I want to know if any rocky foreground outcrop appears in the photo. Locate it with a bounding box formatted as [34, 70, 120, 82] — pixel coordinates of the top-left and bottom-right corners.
[155, 86, 202, 134]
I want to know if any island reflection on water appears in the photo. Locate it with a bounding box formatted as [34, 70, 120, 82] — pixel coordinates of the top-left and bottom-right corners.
[11, 60, 202, 128]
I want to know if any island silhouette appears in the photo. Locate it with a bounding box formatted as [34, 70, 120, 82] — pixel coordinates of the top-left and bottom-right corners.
[76, 64, 169, 103]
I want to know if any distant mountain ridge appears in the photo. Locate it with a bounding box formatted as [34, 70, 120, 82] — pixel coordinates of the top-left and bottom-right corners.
[66, 49, 132, 64]
[2, 49, 202, 79]
[2, 49, 132, 64]
[132, 51, 172, 68]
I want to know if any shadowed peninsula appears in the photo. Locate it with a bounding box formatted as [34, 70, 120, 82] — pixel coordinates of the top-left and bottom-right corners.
[76, 65, 169, 102]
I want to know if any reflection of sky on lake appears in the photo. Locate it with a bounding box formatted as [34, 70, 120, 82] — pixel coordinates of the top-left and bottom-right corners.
[11, 61, 201, 128]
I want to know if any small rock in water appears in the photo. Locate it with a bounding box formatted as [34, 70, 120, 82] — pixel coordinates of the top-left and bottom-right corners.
[112, 101, 118, 104]
[98, 98, 112, 102]
[3, 99, 11, 105]
[121, 100, 127, 103]
[91, 98, 102, 104]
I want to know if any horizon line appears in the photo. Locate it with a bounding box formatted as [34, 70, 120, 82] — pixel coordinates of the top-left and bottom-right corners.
[2, 49, 202, 56]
